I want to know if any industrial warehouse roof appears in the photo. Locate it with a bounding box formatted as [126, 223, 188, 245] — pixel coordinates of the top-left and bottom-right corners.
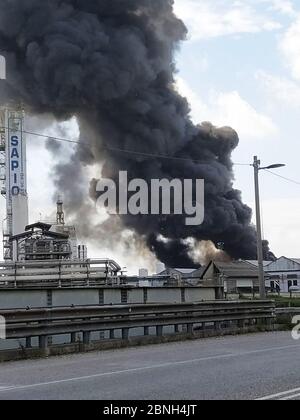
[174, 268, 197, 274]
[11, 230, 69, 241]
[201, 261, 260, 279]
[246, 257, 300, 271]
[11, 231, 34, 241]
[266, 256, 300, 272]
[245, 260, 272, 268]
[25, 222, 52, 232]
[11, 226, 69, 241]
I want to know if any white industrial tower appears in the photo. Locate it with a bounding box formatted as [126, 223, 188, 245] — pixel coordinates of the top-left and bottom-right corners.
[0, 107, 29, 260]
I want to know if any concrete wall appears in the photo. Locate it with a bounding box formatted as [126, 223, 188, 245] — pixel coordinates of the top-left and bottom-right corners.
[0, 286, 215, 309]
[52, 290, 99, 307]
[104, 289, 122, 305]
[0, 290, 47, 309]
[185, 288, 214, 302]
[127, 289, 144, 304]
[147, 288, 181, 304]
[0, 286, 217, 352]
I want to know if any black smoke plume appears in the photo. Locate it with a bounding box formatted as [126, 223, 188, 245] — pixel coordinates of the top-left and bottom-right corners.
[0, 0, 272, 266]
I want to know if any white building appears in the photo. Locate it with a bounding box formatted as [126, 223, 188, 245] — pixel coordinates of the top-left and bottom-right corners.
[265, 257, 300, 293]
[246, 257, 300, 293]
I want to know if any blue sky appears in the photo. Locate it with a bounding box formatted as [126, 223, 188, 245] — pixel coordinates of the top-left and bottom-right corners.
[1, 0, 300, 272]
[174, 0, 300, 260]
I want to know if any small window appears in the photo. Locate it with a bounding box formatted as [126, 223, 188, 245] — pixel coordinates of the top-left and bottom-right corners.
[121, 289, 128, 304]
[270, 281, 275, 290]
[293, 280, 298, 287]
[47, 290, 53, 307]
[143, 288, 148, 304]
[181, 288, 186, 303]
[99, 289, 104, 305]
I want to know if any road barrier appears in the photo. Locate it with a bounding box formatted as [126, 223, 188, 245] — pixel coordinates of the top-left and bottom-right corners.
[0, 300, 275, 352]
[275, 307, 300, 326]
[275, 308, 300, 315]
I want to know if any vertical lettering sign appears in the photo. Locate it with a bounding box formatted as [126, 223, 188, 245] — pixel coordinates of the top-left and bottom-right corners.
[8, 112, 25, 196]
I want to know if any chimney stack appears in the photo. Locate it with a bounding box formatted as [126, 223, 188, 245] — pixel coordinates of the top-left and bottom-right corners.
[56, 196, 65, 226]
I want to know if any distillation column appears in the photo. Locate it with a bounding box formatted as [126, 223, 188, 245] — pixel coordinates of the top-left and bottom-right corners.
[0, 108, 29, 260]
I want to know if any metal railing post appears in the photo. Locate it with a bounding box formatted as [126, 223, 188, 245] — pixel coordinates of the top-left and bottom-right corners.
[122, 328, 129, 340]
[14, 262, 17, 288]
[26, 337, 32, 349]
[83, 331, 91, 345]
[39, 335, 48, 350]
[156, 326, 163, 337]
[187, 323, 193, 334]
[58, 262, 62, 288]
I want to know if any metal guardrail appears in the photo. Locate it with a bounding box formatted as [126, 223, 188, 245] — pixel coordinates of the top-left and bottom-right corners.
[276, 307, 300, 313]
[275, 307, 300, 316]
[0, 300, 275, 350]
[0, 259, 123, 289]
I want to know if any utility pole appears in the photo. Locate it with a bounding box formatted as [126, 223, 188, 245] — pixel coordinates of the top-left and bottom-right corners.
[253, 156, 266, 299]
[252, 157, 286, 299]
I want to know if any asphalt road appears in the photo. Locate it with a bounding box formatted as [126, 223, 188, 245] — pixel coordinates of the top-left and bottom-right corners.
[0, 331, 300, 400]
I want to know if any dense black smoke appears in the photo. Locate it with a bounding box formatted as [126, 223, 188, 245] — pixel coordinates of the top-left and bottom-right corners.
[0, 0, 272, 266]
[262, 240, 276, 262]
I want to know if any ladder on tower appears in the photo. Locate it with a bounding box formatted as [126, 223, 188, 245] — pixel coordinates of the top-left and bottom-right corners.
[0, 117, 12, 259]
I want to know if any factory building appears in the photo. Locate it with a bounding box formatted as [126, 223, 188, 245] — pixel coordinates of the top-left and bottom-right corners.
[0, 106, 87, 263]
[10, 217, 87, 262]
[0, 106, 221, 305]
[201, 260, 261, 297]
[11, 222, 72, 261]
[264, 257, 300, 293]
[206, 258, 300, 295]
[0, 107, 29, 260]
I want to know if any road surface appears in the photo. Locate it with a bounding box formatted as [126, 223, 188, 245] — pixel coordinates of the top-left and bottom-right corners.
[0, 331, 299, 400]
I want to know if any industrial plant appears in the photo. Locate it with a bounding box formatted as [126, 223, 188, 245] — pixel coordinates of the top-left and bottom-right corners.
[0, 107, 129, 289]
[0, 107, 85, 262]
[0, 0, 298, 403]
[0, 107, 215, 298]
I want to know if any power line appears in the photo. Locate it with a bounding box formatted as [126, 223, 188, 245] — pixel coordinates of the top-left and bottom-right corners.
[233, 163, 253, 167]
[263, 169, 300, 186]
[24, 129, 85, 146]
[106, 145, 251, 166]
[0, 125, 251, 167]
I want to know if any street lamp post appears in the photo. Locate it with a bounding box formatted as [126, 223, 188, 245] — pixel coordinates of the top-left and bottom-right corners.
[253, 156, 266, 299]
[252, 157, 285, 299]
